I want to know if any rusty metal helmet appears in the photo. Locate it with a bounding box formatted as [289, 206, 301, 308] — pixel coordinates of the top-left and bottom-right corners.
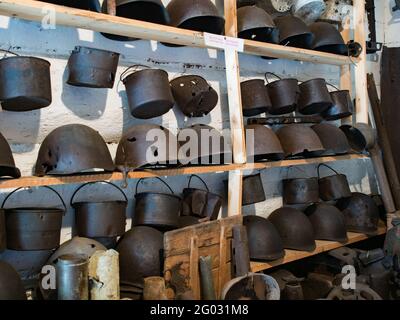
[0, 132, 20, 179]
[276, 124, 325, 158]
[245, 124, 284, 161]
[237, 6, 278, 43]
[116, 226, 163, 288]
[166, 0, 225, 34]
[115, 124, 178, 171]
[170, 75, 218, 117]
[243, 215, 285, 261]
[268, 207, 316, 252]
[305, 203, 348, 243]
[0, 260, 26, 300]
[274, 15, 314, 48]
[336, 193, 380, 235]
[34, 124, 114, 176]
[311, 123, 351, 156]
[310, 22, 347, 55]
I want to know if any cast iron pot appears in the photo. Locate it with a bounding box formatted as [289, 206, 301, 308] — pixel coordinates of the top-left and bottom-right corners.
[2, 186, 65, 250]
[283, 177, 319, 205]
[67, 46, 120, 88]
[318, 164, 352, 201]
[0, 51, 52, 111]
[71, 181, 127, 238]
[323, 89, 354, 121]
[240, 79, 272, 116]
[242, 173, 266, 206]
[298, 78, 333, 115]
[121, 65, 174, 119]
[265, 72, 300, 115]
[133, 177, 181, 230]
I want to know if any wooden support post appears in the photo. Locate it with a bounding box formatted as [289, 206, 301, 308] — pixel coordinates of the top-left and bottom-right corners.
[340, 17, 353, 125]
[227, 169, 243, 217]
[189, 236, 200, 300]
[217, 226, 227, 299]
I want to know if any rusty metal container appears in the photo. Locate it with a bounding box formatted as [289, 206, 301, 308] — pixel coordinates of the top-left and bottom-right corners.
[241, 79, 272, 116]
[298, 78, 333, 115]
[323, 90, 354, 121]
[283, 178, 319, 205]
[266, 73, 300, 115]
[318, 164, 352, 201]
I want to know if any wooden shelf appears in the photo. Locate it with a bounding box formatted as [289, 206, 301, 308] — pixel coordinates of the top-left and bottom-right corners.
[0, 0, 358, 66]
[0, 155, 367, 189]
[251, 224, 387, 273]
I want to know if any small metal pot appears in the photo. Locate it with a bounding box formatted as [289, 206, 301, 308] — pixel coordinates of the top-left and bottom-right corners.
[323, 90, 354, 121]
[71, 181, 127, 238]
[241, 79, 272, 116]
[133, 177, 181, 230]
[298, 79, 333, 115]
[318, 164, 352, 201]
[67, 46, 120, 88]
[266, 73, 300, 115]
[0, 52, 51, 112]
[121, 65, 174, 119]
[2, 186, 65, 250]
[283, 178, 319, 205]
[242, 173, 266, 206]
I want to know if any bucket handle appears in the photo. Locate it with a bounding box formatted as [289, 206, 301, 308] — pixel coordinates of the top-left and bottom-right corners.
[326, 82, 340, 91]
[187, 175, 209, 192]
[70, 180, 128, 206]
[120, 64, 150, 83]
[317, 163, 340, 179]
[1, 186, 67, 213]
[264, 72, 282, 83]
[135, 177, 174, 196]
[0, 48, 19, 59]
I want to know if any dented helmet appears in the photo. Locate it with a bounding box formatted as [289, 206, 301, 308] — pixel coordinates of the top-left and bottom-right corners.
[0, 261, 26, 300]
[0, 132, 21, 179]
[274, 15, 314, 49]
[310, 22, 347, 55]
[245, 124, 284, 161]
[311, 123, 351, 156]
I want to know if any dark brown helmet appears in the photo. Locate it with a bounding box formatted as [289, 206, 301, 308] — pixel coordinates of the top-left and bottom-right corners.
[274, 15, 314, 49]
[42, 0, 100, 11]
[237, 6, 278, 43]
[298, 78, 333, 115]
[310, 22, 347, 55]
[336, 193, 380, 235]
[170, 75, 218, 117]
[166, 0, 225, 34]
[283, 178, 319, 205]
[242, 173, 266, 205]
[323, 90, 354, 121]
[0, 260, 26, 300]
[241, 79, 272, 116]
[318, 164, 352, 201]
[276, 124, 325, 158]
[115, 124, 178, 171]
[245, 124, 284, 161]
[116, 226, 163, 288]
[34, 124, 114, 176]
[268, 207, 316, 252]
[305, 203, 348, 243]
[0, 132, 20, 179]
[311, 123, 351, 156]
[243, 215, 285, 261]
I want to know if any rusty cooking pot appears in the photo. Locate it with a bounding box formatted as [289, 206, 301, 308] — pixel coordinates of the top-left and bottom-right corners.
[0, 50, 52, 112]
[283, 167, 319, 205]
[133, 177, 181, 230]
[265, 72, 300, 115]
[240, 79, 272, 116]
[1, 186, 65, 251]
[121, 65, 174, 119]
[298, 78, 333, 115]
[71, 181, 127, 238]
[242, 173, 266, 206]
[182, 175, 222, 221]
[318, 164, 352, 201]
[323, 86, 354, 121]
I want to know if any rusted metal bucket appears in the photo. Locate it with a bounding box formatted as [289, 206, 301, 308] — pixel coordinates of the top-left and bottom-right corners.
[265, 73, 300, 115]
[241, 79, 272, 116]
[283, 178, 319, 205]
[318, 164, 352, 201]
[298, 78, 333, 115]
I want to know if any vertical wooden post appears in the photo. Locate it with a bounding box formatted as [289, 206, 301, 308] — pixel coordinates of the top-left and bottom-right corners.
[189, 236, 200, 300]
[227, 169, 243, 216]
[340, 17, 353, 125]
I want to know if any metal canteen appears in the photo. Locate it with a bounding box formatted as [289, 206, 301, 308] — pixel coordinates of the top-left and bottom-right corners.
[323, 90, 354, 121]
[242, 173, 266, 206]
[2, 186, 65, 251]
[35, 124, 114, 176]
[121, 66, 174, 119]
[298, 79, 333, 115]
[318, 163, 352, 201]
[336, 193, 380, 235]
[283, 178, 319, 205]
[0, 132, 20, 179]
[305, 203, 348, 243]
[170, 75, 218, 117]
[274, 15, 314, 49]
[311, 123, 351, 156]
[116, 226, 163, 288]
[0, 53, 51, 112]
[241, 79, 272, 116]
[0, 209, 5, 252]
[0, 260, 26, 300]
[41, 0, 101, 11]
[310, 22, 348, 55]
[181, 175, 222, 221]
[268, 207, 316, 252]
[115, 124, 178, 171]
[71, 181, 127, 238]
[243, 215, 285, 261]
[133, 177, 181, 230]
[237, 6, 278, 44]
[67, 46, 120, 88]
[245, 124, 284, 161]
[266, 74, 300, 115]
[276, 124, 325, 158]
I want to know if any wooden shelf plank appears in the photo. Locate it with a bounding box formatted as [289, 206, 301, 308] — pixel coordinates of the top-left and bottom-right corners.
[0, 155, 368, 189]
[0, 0, 358, 66]
[251, 225, 387, 273]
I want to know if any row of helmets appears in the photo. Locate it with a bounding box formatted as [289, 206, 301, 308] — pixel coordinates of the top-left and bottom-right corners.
[242, 74, 353, 118]
[244, 192, 381, 263]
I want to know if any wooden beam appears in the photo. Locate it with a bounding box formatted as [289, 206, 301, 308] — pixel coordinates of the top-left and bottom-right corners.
[227, 170, 243, 217]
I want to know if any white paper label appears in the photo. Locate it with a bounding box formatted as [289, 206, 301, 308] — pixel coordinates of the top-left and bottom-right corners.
[204, 33, 244, 52]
